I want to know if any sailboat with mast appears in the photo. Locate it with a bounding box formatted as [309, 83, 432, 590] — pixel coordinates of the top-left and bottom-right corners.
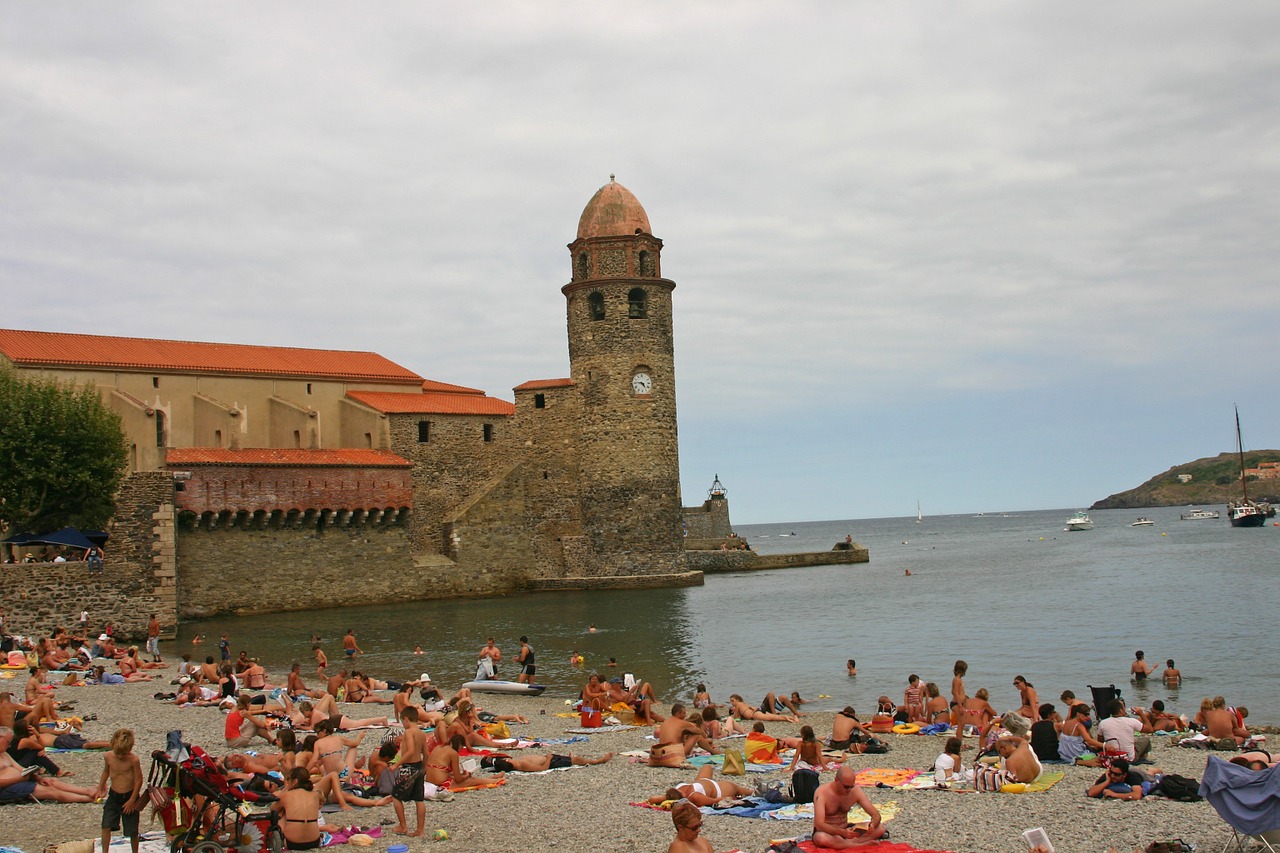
[916, 501, 923, 524]
[1227, 406, 1270, 528]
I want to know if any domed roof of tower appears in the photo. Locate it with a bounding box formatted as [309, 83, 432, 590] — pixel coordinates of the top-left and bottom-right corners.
[576, 176, 652, 239]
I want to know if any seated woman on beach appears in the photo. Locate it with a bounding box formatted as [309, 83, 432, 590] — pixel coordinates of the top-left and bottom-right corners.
[1144, 700, 1183, 732]
[343, 672, 392, 704]
[923, 682, 950, 725]
[728, 694, 798, 724]
[1056, 703, 1103, 766]
[273, 768, 324, 851]
[444, 701, 506, 748]
[933, 736, 972, 785]
[122, 646, 166, 672]
[786, 725, 831, 772]
[425, 733, 483, 790]
[959, 688, 998, 737]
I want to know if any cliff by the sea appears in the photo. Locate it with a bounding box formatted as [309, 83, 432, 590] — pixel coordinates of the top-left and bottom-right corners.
[1092, 450, 1280, 509]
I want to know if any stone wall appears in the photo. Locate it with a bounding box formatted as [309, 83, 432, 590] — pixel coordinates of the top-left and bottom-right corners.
[687, 545, 869, 574]
[525, 570, 703, 592]
[0, 471, 175, 640]
[173, 462, 413, 515]
[174, 521, 525, 617]
[682, 496, 732, 539]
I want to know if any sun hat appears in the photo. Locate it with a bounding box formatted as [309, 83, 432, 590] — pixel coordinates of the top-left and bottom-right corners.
[419, 673, 431, 682]
[178, 676, 191, 685]
[98, 634, 109, 642]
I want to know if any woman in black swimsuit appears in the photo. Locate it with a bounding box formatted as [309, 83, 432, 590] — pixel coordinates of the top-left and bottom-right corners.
[273, 768, 322, 850]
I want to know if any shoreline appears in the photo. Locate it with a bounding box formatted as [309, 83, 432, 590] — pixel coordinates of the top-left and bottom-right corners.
[4, 667, 1258, 853]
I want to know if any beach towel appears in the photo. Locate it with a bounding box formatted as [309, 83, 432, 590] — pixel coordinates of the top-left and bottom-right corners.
[784, 840, 954, 853]
[763, 799, 901, 823]
[564, 724, 638, 734]
[855, 768, 920, 788]
[1022, 769, 1064, 793]
[745, 731, 782, 764]
[688, 753, 776, 773]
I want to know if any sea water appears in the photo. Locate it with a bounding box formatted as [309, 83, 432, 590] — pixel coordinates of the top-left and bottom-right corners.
[178, 506, 1279, 724]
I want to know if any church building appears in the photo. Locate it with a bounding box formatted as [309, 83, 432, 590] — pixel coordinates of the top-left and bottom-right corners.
[0, 179, 700, 625]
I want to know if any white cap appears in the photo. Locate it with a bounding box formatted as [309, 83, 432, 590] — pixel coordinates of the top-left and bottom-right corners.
[419, 673, 431, 683]
[98, 634, 109, 642]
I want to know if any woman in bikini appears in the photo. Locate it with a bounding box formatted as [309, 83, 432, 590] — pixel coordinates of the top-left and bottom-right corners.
[950, 661, 968, 726]
[960, 688, 998, 737]
[786, 725, 829, 771]
[924, 682, 950, 725]
[1013, 676, 1040, 722]
[424, 733, 479, 791]
[646, 763, 754, 807]
[729, 694, 798, 723]
[274, 768, 324, 850]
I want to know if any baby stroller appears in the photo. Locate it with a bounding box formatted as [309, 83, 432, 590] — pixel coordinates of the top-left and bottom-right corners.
[148, 742, 283, 853]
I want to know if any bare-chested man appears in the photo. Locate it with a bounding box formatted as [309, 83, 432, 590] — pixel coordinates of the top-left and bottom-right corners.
[0, 691, 57, 729]
[1204, 700, 1250, 745]
[974, 734, 1042, 791]
[650, 704, 719, 766]
[812, 765, 886, 848]
[390, 707, 426, 837]
[476, 637, 501, 680]
[607, 678, 664, 723]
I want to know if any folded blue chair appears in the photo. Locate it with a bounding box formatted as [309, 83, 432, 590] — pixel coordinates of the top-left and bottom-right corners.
[1199, 755, 1280, 852]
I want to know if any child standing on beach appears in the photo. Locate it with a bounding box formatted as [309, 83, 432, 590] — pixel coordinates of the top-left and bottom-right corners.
[97, 728, 143, 853]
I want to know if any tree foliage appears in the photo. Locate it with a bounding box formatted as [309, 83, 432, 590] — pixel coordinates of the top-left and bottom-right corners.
[0, 365, 129, 534]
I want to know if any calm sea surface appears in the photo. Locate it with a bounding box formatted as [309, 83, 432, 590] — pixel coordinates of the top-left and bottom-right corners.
[177, 506, 1280, 724]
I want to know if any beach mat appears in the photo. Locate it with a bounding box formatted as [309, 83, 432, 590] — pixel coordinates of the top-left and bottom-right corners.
[787, 840, 954, 853]
[762, 799, 901, 823]
[855, 768, 921, 788]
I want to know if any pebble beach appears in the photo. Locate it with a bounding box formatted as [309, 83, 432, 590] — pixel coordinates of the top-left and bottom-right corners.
[4, 668, 1260, 853]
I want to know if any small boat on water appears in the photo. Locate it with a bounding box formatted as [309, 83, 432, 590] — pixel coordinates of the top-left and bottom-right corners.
[462, 680, 547, 696]
[1180, 508, 1220, 520]
[1130, 518, 1154, 527]
[1228, 406, 1271, 528]
[1065, 511, 1094, 531]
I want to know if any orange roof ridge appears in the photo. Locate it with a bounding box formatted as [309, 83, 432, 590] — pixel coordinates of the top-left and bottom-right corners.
[422, 379, 485, 395]
[346, 390, 515, 416]
[166, 448, 411, 467]
[513, 378, 574, 391]
[0, 328, 423, 385]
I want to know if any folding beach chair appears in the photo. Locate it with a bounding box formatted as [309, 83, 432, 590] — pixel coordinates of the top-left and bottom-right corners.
[1088, 684, 1121, 720]
[1200, 755, 1280, 852]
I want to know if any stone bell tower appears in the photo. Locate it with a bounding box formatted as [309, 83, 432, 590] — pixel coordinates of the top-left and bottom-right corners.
[563, 177, 685, 575]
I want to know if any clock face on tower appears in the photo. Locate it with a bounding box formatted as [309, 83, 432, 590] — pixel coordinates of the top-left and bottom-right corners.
[631, 372, 652, 395]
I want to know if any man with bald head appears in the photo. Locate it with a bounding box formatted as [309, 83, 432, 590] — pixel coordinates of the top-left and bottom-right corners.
[668, 799, 713, 853]
[812, 765, 886, 848]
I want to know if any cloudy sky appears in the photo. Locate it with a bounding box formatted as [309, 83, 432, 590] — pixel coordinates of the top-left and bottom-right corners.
[5, 2, 1278, 523]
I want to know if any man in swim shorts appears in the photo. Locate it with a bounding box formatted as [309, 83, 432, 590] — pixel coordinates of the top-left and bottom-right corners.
[390, 707, 425, 837]
[974, 734, 1043, 792]
[812, 765, 886, 848]
[650, 704, 719, 765]
[515, 636, 535, 684]
[342, 629, 362, 659]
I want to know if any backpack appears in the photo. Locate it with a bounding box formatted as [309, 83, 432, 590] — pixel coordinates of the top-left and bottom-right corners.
[789, 768, 820, 804]
[1154, 774, 1202, 802]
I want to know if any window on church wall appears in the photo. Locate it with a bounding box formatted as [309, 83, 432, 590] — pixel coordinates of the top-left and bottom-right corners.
[575, 252, 590, 280]
[534, 393, 545, 409]
[628, 288, 648, 319]
[639, 250, 656, 277]
[155, 410, 167, 448]
[588, 291, 605, 321]
[364, 432, 373, 448]
[293, 430, 302, 448]
[483, 423, 493, 442]
[214, 429, 222, 447]
[418, 420, 431, 442]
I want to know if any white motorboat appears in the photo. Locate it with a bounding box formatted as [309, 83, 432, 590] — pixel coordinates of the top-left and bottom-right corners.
[1130, 518, 1154, 527]
[1179, 508, 1219, 520]
[1065, 511, 1094, 531]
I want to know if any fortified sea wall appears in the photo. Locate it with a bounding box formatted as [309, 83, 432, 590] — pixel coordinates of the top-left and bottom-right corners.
[0, 473, 175, 641]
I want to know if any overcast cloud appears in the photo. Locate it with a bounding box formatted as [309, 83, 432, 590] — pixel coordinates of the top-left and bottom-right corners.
[4, 1, 1278, 523]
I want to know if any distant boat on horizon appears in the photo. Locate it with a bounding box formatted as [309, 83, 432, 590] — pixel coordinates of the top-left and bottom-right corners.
[916, 501, 923, 524]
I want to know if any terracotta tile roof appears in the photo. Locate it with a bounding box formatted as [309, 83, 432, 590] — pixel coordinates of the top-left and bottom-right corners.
[422, 379, 485, 395]
[167, 448, 411, 467]
[0, 329, 423, 385]
[513, 378, 575, 391]
[346, 390, 515, 416]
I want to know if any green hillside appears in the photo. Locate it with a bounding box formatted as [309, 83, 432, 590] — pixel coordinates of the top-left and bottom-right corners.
[1091, 451, 1280, 509]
